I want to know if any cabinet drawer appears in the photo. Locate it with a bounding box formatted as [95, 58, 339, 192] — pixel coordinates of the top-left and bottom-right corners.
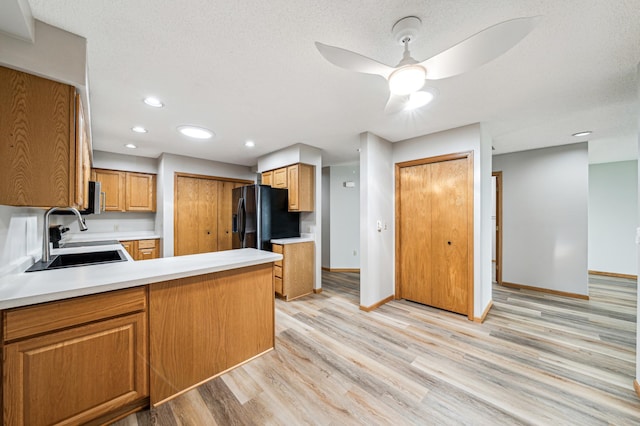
[138, 239, 157, 249]
[3, 287, 147, 342]
[274, 265, 282, 278]
[272, 244, 283, 267]
[274, 277, 283, 295]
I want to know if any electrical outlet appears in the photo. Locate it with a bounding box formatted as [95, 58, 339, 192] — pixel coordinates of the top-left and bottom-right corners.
[353, 250, 357, 256]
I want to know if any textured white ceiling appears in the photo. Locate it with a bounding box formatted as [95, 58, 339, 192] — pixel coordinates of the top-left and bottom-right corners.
[21, 0, 640, 166]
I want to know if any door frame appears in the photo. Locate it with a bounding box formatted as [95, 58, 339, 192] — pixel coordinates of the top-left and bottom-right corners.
[395, 151, 475, 320]
[492, 171, 503, 285]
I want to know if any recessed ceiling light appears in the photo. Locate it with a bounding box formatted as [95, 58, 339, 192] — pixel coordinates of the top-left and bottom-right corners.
[124, 143, 137, 149]
[131, 126, 148, 133]
[405, 88, 437, 111]
[572, 131, 592, 137]
[144, 97, 164, 108]
[245, 140, 255, 148]
[177, 125, 214, 139]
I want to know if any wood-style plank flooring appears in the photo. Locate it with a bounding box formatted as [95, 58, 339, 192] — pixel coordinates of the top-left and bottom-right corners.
[115, 272, 640, 425]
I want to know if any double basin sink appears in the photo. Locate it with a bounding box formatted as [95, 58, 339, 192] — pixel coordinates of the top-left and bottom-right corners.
[26, 240, 128, 272]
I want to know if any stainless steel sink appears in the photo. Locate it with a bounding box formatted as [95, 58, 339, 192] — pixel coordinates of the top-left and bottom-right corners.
[26, 250, 128, 272]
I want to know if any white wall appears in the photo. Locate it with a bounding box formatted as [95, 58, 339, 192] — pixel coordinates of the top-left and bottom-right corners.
[0, 205, 42, 276]
[589, 161, 638, 275]
[158, 153, 256, 257]
[93, 150, 158, 174]
[328, 164, 360, 269]
[321, 167, 330, 268]
[392, 123, 492, 317]
[635, 60, 639, 386]
[360, 132, 394, 308]
[493, 143, 589, 296]
[258, 143, 323, 290]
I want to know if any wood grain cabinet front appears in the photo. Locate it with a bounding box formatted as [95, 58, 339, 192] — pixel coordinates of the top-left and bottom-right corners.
[0, 66, 91, 208]
[1, 287, 149, 426]
[92, 168, 156, 212]
[261, 170, 273, 186]
[149, 263, 274, 405]
[120, 239, 160, 261]
[272, 242, 314, 301]
[260, 163, 314, 212]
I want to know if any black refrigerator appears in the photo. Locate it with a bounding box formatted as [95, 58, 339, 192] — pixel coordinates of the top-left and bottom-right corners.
[232, 185, 300, 251]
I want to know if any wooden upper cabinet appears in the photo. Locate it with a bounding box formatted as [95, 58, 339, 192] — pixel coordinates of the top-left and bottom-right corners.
[0, 66, 90, 208]
[261, 170, 273, 187]
[287, 163, 314, 212]
[92, 169, 125, 211]
[126, 172, 156, 212]
[91, 169, 156, 212]
[273, 168, 287, 188]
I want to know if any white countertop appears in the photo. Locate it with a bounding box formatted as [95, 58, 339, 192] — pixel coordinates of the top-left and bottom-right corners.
[63, 231, 161, 243]
[271, 237, 315, 245]
[0, 248, 281, 310]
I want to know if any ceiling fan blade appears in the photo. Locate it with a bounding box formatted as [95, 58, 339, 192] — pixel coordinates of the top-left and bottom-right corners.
[384, 93, 409, 114]
[420, 16, 541, 80]
[315, 42, 396, 79]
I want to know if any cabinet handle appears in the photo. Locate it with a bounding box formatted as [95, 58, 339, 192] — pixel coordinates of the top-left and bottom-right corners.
[447, 241, 452, 245]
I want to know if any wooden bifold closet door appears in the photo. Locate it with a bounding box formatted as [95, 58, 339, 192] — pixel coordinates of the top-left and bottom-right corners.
[396, 152, 473, 318]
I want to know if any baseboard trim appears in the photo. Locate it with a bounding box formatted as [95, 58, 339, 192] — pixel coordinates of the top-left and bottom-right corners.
[322, 267, 360, 273]
[589, 270, 637, 280]
[313, 288, 323, 294]
[473, 300, 493, 323]
[360, 295, 394, 312]
[501, 281, 589, 300]
[634, 379, 640, 399]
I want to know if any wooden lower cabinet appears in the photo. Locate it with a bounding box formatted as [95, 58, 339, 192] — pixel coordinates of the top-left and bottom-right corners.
[2, 288, 148, 426]
[273, 242, 314, 301]
[149, 263, 274, 405]
[121, 239, 160, 261]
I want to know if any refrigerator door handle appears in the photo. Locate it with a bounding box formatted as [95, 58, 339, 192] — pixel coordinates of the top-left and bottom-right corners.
[237, 197, 246, 244]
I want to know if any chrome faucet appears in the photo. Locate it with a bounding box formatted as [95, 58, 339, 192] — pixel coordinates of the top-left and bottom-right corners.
[42, 207, 88, 263]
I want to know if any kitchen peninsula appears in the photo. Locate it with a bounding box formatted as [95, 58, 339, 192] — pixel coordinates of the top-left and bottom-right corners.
[0, 248, 280, 425]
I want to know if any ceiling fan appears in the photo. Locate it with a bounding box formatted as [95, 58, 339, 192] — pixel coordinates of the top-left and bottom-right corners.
[315, 16, 539, 113]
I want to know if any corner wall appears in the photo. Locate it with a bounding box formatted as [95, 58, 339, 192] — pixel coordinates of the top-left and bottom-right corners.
[359, 133, 394, 308]
[328, 164, 360, 270]
[493, 143, 589, 296]
[588, 160, 638, 276]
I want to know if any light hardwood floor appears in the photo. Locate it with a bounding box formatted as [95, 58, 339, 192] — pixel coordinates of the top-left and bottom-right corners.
[115, 272, 640, 425]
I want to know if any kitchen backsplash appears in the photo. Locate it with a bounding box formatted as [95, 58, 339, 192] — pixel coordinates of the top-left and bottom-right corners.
[52, 212, 156, 235]
[0, 205, 42, 276]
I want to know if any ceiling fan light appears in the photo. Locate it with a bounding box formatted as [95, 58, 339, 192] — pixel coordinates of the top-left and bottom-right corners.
[405, 90, 435, 110]
[388, 65, 426, 95]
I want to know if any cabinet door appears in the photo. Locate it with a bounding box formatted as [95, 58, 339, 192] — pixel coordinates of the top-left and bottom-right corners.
[287, 164, 314, 212]
[261, 171, 273, 186]
[126, 172, 156, 212]
[0, 66, 79, 207]
[3, 313, 148, 426]
[120, 240, 136, 259]
[137, 239, 159, 260]
[273, 168, 287, 188]
[287, 165, 299, 210]
[93, 169, 126, 211]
